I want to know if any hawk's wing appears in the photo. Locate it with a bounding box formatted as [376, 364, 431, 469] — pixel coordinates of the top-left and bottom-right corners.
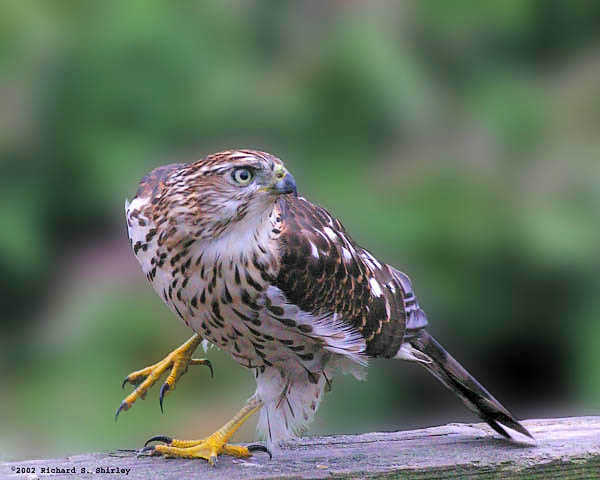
[275, 196, 428, 358]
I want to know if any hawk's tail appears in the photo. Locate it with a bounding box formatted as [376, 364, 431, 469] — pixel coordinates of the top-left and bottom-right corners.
[407, 329, 534, 443]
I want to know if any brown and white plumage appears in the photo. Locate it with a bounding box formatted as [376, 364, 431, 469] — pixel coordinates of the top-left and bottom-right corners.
[126, 149, 533, 448]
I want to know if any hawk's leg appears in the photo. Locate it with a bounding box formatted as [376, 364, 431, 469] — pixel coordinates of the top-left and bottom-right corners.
[116, 334, 212, 419]
[142, 396, 267, 466]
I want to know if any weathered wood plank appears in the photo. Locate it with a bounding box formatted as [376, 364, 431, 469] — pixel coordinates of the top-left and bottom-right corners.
[2, 417, 599, 479]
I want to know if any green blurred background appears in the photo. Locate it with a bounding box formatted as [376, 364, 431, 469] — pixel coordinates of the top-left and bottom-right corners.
[2, 1, 600, 461]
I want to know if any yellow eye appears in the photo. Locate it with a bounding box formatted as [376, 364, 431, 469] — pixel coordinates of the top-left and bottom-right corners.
[232, 167, 254, 185]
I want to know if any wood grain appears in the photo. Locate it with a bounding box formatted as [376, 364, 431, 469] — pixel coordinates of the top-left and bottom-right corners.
[2, 417, 599, 479]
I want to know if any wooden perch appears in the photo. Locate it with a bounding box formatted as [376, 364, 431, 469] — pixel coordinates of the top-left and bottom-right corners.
[2, 417, 599, 479]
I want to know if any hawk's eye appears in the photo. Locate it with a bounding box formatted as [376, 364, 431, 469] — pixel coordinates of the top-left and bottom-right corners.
[232, 167, 254, 185]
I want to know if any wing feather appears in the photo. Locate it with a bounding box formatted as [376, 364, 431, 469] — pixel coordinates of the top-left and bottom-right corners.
[275, 196, 428, 358]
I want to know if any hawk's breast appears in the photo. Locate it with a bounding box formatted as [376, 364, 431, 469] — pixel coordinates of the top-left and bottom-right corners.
[127, 196, 366, 377]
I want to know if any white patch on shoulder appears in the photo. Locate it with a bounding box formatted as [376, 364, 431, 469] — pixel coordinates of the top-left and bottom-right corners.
[362, 250, 382, 269]
[309, 240, 320, 259]
[341, 247, 352, 261]
[369, 278, 382, 297]
[323, 227, 338, 241]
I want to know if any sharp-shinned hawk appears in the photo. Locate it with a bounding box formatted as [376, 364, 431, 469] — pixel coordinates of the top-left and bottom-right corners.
[117, 150, 533, 465]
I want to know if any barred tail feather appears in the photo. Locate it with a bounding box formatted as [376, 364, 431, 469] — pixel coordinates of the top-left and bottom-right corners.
[408, 330, 534, 444]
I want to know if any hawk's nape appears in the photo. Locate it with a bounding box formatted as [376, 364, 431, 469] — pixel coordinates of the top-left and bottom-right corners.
[117, 149, 533, 466]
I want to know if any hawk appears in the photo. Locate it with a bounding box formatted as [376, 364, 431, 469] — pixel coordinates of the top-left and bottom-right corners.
[117, 150, 533, 465]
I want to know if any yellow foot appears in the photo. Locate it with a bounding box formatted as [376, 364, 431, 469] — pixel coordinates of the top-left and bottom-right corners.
[115, 334, 211, 420]
[141, 436, 271, 466]
[140, 396, 267, 466]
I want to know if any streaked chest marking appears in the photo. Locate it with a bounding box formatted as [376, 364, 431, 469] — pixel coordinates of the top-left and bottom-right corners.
[127, 198, 366, 378]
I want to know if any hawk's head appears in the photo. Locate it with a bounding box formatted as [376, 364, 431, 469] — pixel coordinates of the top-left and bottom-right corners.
[158, 150, 296, 240]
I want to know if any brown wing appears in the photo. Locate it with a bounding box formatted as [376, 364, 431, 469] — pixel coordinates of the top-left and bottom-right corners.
[275, 196, 428, 358]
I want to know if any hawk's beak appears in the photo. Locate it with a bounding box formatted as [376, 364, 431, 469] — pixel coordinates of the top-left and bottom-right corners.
[273, 172, 297, 196]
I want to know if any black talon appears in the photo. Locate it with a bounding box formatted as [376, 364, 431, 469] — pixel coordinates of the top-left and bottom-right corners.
[248, 444, 272, 460]
[114, 400, 128, 422]
[139, 446, 156, 455]
[193, 358, 214, 378]
[205, 359, 214, 378]
[159, 383, 169, 413]
[121, 376, 130, 390]
[144, 435, 173, 447]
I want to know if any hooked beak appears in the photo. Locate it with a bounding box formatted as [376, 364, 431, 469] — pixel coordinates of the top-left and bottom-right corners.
[272, 172, 297, 196]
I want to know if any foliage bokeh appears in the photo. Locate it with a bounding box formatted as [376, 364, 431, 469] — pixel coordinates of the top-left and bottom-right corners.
[2, 1, 600, 460]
